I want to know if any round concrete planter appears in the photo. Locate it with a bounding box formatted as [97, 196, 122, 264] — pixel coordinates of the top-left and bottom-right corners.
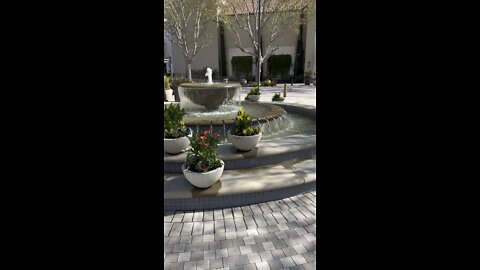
[228, 132, 262, 151]
[182, 160, 225, 189]
[247, 94, 260, 102]
[165, 89, 174, 101]
[164, 130, 192, 155]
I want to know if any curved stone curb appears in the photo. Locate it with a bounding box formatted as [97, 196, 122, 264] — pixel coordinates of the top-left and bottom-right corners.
[164, 158, 316, 211]
[164, 133, 316, 173]
[183, 102, 286, 126]
[164, 182, 316, 211]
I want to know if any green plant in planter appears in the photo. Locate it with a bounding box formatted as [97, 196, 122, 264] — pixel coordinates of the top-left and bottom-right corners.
[262, 80, 271, 86]
[252, 82, 259, 87]
[186, 130, 222, 173]
[245, 87, 261, 100]
[164, 103, 189, 139]
[272, 92, 284, 102]
[164, 75, 170, 90]
[231, 108, 261, 136]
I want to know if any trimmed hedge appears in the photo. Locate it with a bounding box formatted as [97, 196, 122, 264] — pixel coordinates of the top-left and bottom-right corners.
[231, 56, 253, 78]
[267, 55, 292, 77]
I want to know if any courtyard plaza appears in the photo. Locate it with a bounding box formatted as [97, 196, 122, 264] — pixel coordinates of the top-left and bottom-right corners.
[240, 84, 316, 108]
[164, 83, 316, 269]
[164, 83, 317, 108]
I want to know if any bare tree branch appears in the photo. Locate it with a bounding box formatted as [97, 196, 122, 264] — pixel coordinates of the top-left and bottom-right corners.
[219, 0, 314, 81]
[164, 0, 217, 80]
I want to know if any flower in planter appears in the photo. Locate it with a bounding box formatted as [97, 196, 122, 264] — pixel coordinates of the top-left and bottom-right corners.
[186, 129, 222, 173]
[164, 103, 189, 139]
[231, 109, 261, 136]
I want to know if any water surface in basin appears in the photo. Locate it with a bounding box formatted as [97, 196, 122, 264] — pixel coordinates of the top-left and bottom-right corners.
[184, 102, 279, 123]
[190, 112, 316, 142]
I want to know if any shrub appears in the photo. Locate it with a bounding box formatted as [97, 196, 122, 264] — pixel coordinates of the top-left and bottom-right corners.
[231, 108, 261, 136]
[267, 55, 292, 78]
[272, 92, 285, 102]
[186, 130, 222, 173]
[231, 56, 253, 79]
[164, 103, 189, 139]
[252, 82, 259, 87]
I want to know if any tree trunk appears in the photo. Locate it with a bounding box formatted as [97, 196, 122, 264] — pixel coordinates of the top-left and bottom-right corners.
[186, 62, 192, 81]
[256, 60, 262, 83]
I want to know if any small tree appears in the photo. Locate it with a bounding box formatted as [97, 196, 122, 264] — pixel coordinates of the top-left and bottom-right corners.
[164, 0, 218, 81]
[219, 0, 314, 82]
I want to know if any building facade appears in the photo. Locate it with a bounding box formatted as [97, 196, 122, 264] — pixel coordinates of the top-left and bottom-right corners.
[164, 1, 316, 80]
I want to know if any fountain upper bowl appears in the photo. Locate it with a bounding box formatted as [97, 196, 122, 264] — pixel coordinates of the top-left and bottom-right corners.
[178, 83, 241, 111]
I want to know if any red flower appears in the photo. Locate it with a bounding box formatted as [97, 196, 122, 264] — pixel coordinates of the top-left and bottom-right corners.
[203, 130, 209, 135]
[199, 135, 205, 141]
[214, 133, 220, 139]
[204, 143, 210, 148]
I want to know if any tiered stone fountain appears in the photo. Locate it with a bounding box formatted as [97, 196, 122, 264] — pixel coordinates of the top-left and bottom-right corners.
[164, 68, 316, 210]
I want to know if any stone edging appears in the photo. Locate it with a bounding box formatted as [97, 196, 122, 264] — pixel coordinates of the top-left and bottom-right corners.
[164, 182, 316, 211]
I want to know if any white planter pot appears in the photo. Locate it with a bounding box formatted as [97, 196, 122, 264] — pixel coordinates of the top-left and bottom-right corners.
[182, 160, 225, 188]
[247, 95, 260, 102]
[228, 132, 262, 151]
[164, 130, 192, 154]
[165, 89, 174, 101]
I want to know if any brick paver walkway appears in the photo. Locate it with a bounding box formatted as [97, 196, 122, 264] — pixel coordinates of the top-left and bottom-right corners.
[164, 190, 316, 270]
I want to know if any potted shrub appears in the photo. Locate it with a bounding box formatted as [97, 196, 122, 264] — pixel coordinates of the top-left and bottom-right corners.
[164, 103, 192, 154]
[304, 71, 313, 85]
[272, 92, 285, 102]
[183, 130, 224, 188]
[228, 108, 262, 151]
[245, 87, 261, 102]
[164, 75, 174, 101]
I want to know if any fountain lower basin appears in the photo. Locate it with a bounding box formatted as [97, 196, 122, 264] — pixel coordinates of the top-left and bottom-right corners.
[164, 103, 317, 172]
[183, 102, 286, 126]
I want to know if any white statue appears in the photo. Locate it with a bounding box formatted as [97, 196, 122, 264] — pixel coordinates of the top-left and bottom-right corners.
[205, 68, 213, 84]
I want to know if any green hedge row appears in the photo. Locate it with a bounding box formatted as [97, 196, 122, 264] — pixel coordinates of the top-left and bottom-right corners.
[231, 56, 253, 78]
[267, 55, 292, 77]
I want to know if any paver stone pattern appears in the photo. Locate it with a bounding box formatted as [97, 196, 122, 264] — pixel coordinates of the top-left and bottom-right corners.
[164, 190, 316, 270]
